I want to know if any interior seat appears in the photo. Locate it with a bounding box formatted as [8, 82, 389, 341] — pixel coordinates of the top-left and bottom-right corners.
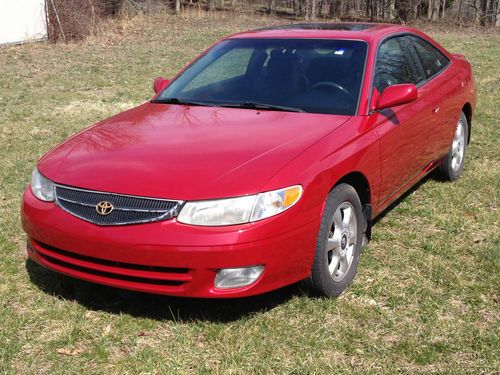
[252, 48, 301, 105]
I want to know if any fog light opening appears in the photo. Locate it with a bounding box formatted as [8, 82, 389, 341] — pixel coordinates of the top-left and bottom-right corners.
[214, 265, 264, 290]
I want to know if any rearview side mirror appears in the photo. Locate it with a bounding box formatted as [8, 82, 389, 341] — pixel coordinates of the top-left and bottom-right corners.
[153, 77, 170, 94]
[375, 84, 417, 111]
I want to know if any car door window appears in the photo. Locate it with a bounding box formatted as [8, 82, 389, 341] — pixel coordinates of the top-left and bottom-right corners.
[408, 36, 450, 79]
[374, 36, 424, 92]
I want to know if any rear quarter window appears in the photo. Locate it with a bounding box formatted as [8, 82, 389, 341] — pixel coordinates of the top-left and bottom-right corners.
[409, 36, 450, 79]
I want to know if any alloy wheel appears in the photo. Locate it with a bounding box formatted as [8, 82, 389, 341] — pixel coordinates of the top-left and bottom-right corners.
[451, 120, 465, 172]
[326, 202, 357, 282]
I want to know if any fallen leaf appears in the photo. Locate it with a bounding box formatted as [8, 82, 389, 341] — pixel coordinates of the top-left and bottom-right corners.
[57, 347, 84, 356]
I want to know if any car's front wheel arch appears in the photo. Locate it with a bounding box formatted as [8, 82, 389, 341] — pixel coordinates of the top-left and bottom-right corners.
[462, 102, 473, 144]
[307, 183, 364, 297]
[331, 172, 372, 244]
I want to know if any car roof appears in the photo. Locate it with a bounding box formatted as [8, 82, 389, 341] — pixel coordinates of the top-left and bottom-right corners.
[228, 22, 422, 44]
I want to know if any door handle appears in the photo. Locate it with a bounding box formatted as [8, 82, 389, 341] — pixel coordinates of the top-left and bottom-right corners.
[432, 106, 440, 114]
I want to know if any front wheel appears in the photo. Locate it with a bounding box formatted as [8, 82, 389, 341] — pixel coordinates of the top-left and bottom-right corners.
[438, 111, 468, 181]
[309, 184, 364, 297]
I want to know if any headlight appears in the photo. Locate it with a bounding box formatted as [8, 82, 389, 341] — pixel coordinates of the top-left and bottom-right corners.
[31, 168, 55, 202]
[177, 185, 302, 226]
[251, 185, 302, 222]
[178, 195, 256, 226]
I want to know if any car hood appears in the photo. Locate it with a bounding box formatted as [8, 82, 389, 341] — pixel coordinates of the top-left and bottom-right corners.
[39, 103, 350, 200]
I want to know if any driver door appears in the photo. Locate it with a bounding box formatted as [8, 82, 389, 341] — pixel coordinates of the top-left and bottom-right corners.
[372, 36, 434, 206]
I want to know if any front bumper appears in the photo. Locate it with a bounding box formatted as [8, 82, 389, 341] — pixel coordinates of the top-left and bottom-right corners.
[21, 187, 319, 298]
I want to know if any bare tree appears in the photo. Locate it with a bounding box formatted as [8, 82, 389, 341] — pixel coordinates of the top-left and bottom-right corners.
[162, 0, 496, 27]
[389, 0, 395, 19]
[480, 0, 487, 25]
[268, 0, 276, 14]
[457, 0, 464, 21]
[495, 0, 500, 26]
[432, 0, 440, 20]
[487, 0, 497, 24]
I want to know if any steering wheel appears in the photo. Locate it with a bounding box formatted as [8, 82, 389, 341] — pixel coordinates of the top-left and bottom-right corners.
[306, 81, 355, 106]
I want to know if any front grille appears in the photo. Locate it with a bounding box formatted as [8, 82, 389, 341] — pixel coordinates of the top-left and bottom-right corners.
[33, 241, 192, 288]
[55, 186, 183, 226]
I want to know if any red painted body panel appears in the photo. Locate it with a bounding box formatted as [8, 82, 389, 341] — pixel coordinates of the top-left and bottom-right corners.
[21, 24, 476, 297]
[22, 186, 319, 297]
[37, 104, 350, 200]
[374, 84, 417, 110]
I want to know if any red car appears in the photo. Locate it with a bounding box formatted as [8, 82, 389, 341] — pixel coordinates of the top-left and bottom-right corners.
[22, 23, 475, 298]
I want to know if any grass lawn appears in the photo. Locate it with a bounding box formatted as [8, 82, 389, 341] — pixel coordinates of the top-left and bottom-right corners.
[0, 11, 498, 374]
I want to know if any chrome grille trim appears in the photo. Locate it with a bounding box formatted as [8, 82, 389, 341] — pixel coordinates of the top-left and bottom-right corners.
[54, 185, 183, 226]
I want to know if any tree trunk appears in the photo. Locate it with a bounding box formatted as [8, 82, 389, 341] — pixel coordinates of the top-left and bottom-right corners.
[175, 0, 181, 13]
[488, 0, 496, 24]
[428, 0, 433, 19]
[441, 0, 446, 18]
[321, 0, 329, 16]
[457, 0, 463, 22]
[268, 0, 276, 14]
[327, 0, 335, 17]
[389, 0, 395, 19]
[311, 0, 316, 19]
[496, 0, 500, 26]
[480, 0, 487, 25]
[296, 0, 306, 17]
[305, 0, 311, 19]
[432, 0, 440, 20]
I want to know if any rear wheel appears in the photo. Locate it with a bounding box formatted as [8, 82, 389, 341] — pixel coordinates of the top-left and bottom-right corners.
[438, 111, 468, 181]
[309, 184, 363, 297]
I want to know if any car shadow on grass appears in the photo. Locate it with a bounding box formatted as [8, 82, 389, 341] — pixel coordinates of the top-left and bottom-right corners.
[371, 170, 445, 225]
[25, 259, 307, 323]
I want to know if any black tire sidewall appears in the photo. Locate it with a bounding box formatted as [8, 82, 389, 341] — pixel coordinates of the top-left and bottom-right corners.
[310, 183, 364, 297]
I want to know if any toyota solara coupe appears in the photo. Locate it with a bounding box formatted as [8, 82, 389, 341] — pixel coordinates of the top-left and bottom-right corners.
[22, 23, 475, 298]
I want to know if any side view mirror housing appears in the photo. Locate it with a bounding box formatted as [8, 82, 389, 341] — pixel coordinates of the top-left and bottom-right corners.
[374, 84, 417, 111]
[153, 77, 170, 94]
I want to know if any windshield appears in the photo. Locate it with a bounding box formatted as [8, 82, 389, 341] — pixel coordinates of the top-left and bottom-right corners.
[155, 38, 367, 115]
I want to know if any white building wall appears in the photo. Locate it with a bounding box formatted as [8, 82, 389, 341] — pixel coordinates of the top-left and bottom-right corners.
[0, 0, 47, 45]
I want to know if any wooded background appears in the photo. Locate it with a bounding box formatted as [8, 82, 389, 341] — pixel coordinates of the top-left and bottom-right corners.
[46, 0, 499, 42]
[175, 0, 500, 25]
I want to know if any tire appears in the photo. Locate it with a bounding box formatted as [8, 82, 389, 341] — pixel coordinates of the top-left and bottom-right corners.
[438, 111, 469, 181]
[309, 184, 364, 297]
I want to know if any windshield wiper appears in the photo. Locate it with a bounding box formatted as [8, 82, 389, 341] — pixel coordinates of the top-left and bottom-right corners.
[152, 98, 304, 113]
[151, 97, 216, 107]
[219, 101, 305, 113]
